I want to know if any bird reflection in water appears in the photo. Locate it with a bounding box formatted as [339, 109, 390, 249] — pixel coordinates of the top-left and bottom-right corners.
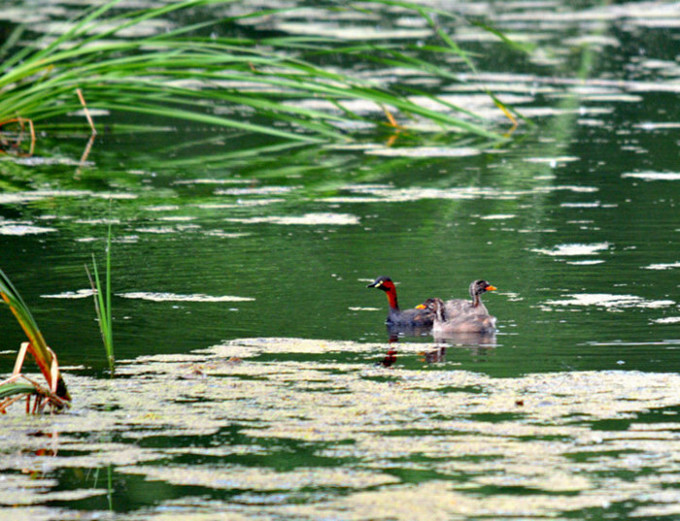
[420, 345, 447, 364]
[377, 324, 497, 367]
[433, 331, 497, 362]
[378, 348, 398, 367]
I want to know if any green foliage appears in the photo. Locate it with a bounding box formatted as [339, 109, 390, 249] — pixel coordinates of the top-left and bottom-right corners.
[0, 0, 519, 142]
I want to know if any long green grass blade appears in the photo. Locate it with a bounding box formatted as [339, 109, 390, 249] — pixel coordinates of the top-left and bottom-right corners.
[0, 269, 48, 352]
[87, 221, 115, 376]
[0, 0, 519, 141]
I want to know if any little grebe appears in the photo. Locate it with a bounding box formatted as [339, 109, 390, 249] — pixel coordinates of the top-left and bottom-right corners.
[367, 276, 433, 327]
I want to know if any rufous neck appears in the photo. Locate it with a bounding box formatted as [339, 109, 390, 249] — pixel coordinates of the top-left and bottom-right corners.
[385, 288, 399, 311]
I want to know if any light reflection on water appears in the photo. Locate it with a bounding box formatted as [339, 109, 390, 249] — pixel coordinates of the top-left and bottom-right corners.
[2, 0, 680, 519]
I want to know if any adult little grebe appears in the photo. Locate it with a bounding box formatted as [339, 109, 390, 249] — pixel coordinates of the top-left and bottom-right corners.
[367, 276, 433, 327]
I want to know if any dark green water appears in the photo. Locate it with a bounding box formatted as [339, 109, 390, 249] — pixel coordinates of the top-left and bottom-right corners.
[2, 2, 680, 520]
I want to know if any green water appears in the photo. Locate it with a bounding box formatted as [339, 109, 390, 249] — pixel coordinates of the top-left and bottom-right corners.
[2, 1, 680, 520]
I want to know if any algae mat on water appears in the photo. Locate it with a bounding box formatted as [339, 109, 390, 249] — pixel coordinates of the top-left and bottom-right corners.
[2, 337, 680, 519]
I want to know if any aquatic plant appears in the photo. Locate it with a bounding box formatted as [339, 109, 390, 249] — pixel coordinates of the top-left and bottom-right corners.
[0, 268, 70, 413]
[86, 223, 115, 376]
[0, 0, 520, 150]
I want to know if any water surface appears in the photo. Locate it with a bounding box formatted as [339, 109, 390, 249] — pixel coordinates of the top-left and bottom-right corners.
[2, 1, 680, 519]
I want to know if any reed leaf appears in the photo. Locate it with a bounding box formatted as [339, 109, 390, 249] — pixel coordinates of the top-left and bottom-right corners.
[0, 382, 38, 400]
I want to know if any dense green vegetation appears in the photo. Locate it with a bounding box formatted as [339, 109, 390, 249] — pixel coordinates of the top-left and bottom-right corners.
[0, 0, 517, 146]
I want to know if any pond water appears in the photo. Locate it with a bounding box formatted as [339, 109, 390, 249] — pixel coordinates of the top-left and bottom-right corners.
[2, 1, 680, 519]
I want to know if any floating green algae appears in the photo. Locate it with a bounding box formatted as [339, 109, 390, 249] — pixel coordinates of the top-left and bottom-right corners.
[2, 338, 680, 519]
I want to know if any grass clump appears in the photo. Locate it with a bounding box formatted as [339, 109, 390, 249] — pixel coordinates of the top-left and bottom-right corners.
[0, 0, 520, 146]
[86, 223, 115, 377]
